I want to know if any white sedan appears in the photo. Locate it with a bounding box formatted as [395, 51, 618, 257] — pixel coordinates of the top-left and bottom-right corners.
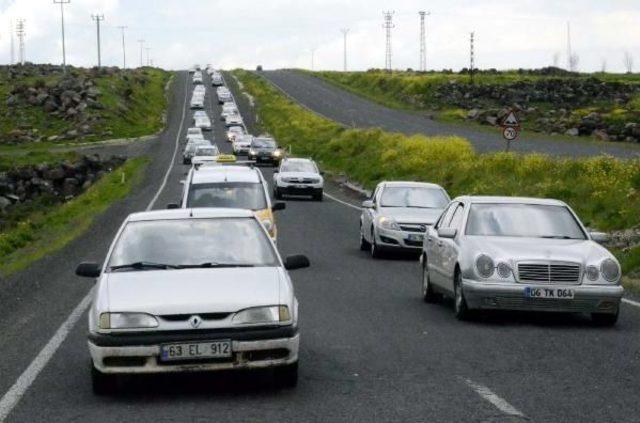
[76, 208, 309, 394]
[195, 115, 212, 131]
[273, 158, 324, 201]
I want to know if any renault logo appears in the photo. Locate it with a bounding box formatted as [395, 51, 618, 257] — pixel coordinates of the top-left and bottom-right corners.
[189, 315, 202, 328]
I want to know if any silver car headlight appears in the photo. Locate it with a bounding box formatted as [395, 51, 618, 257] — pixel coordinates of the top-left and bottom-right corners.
[585, 265, 599, 281]
[232, 306, 291, 325]
[496, 262, 511, 278]
[600, 259, 620, 283]
[261, 218, 274, 232]
[99, 312, 158, 329]
[377, 216, 400, 231]
[249, 149, 257, 155]
[476, 255, 495, 278]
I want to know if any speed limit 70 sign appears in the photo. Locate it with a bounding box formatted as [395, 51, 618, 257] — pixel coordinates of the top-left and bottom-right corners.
[502, 126, 518, 141]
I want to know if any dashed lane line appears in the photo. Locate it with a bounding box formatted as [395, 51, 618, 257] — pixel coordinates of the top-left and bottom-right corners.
[0, 72, 190, 423]
[463, 378, 526, 418]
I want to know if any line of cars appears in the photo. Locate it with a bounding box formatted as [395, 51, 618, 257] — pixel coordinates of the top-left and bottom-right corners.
[78, 66, 313, 394]
[358, 181, 624, 325]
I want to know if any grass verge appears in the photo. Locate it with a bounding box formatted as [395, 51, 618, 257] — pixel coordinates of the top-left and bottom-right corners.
[0, 157, 148, 275]
[235, 69, 640, 292]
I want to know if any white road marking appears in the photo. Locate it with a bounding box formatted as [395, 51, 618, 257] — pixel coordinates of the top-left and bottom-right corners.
[622, 298, 640, 309]
[0, 73, 190, 422]
[464, 378, 525, 418]
[323, 192, 362, 211]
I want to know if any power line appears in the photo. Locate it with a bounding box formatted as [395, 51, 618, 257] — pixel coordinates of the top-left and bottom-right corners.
[53, 0, 70, 73]
[418, 11, 430, 71]
[310, 47, 316, 70]
[137, 39, 145, 67]
[382, 11, 394, 71]
[91, 14, 104, 67]
[117, 25, 127, 69]
[145, 46, 151, 66]
[15, 19, 25, 65]
[340, 28, 349, 72]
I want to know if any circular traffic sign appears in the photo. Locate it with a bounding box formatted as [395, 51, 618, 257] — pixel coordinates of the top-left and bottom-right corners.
[502, 126, 518, 141]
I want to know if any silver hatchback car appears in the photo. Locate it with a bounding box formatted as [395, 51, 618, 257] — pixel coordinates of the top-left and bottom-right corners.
[420, 196, 623, 325]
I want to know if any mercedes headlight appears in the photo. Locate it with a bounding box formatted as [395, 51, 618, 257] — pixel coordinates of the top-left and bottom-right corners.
[249, 149, 257, 155]
[600, 259, 620, 283]
[476, 255, 495, 278]
[496, 262, 511, 278]
[99, 312, 158, 329]
[377, 216, 400, 231]
[273, 150, 282, 157]
[585, 265, 599, 281]
[232, 306, 291, 325]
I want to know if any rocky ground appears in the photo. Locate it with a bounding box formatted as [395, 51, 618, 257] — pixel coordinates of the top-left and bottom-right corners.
[434, 73, 640, 142]
[0, 154, 126, 224]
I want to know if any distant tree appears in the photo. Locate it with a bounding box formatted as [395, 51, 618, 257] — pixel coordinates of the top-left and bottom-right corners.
[569, 53, 580, 72]
[623, 51, 634, 73]
[552, 52, 560, 67]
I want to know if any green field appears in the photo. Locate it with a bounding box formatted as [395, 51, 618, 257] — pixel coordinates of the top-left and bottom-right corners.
[235, 69, 640, 291]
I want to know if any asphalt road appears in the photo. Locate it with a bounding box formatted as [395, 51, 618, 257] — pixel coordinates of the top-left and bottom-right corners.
[1, 70, 639, 423]
[260, 70, 640, 158]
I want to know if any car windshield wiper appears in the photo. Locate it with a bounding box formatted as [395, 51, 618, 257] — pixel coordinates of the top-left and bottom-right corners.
[109, 261, 179, 271]
[540, 235, 578, 239]
[175, 262, 256, 269]
[406, 205, 437, 209]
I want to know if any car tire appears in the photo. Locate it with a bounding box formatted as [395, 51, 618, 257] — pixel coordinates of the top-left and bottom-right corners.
[182, 158, 189, 165]
[453, 270, 470, 320]
[274, 188, 283, 200]
[313, 191, 323, 201]
[91, 364, 117, 396]
[275, 362, 298, 388]
[591, 310, 619, 326]
[422, 258, 439, 303]
[359, 224, 371, 251]
[370, 228, 382, 259]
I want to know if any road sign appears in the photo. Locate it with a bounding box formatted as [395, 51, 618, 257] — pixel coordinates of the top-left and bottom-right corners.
[502, 111, 519, 127]
[502, 126, 518, 141]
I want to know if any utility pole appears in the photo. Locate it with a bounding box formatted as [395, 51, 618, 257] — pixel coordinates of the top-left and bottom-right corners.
[53, 0, 70, 73]
[91, 14, 104, 67]
[137, 39, 145, 67]
[566, 21, 572, 71]
[340, 28, 349, 71]
[382, 11, 394, 72]
[419, 11, 430, 72]
[16, 19, 25, 65]
[10, 18, 14, 64]
[145, 47, 151, 66]
[469, 32, 475, 84]
[117, 25, 127, 69]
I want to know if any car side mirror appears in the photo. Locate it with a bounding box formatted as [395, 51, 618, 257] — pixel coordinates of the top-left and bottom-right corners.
[272, 202, 286, 212]
[590, 232, 609, 243]
[437, 228, 457, 239]
[273, 169, 279, 173]
[284, 255, 310, 270]
[362, 200, 374, 209]
[166, 203, 179, 209]
[76, 262, 101, 278]
[319, 171, 325, 175]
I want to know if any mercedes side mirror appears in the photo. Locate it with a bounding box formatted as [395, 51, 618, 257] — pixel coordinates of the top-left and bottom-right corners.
[272, 202, 286, 212]
[284, 255, 310, 270]
[590, 232, 609, 243]
[76, 262, 101, 278]
[437, 228, 457, 239]
[362, 200, 374, 209]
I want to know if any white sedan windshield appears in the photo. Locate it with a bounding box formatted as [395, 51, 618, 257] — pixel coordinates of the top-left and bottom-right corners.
[108, 218, 277, 270]
[465, 204, 586, 239]
[380, 187, 449, 209]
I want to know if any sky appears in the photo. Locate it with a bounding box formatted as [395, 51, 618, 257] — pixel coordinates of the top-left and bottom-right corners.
[0, 0, 639, 72]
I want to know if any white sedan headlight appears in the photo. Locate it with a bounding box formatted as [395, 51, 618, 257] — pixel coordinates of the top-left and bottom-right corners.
[600, 259, 621, 283]
[99, 312, 158, 329]
[232, 306, 291, 325]
[476, 254, 495, 278]
[377, 216, 400, 231]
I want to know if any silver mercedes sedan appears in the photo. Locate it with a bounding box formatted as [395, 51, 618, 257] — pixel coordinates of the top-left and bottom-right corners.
[420, 196, 623, 325]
